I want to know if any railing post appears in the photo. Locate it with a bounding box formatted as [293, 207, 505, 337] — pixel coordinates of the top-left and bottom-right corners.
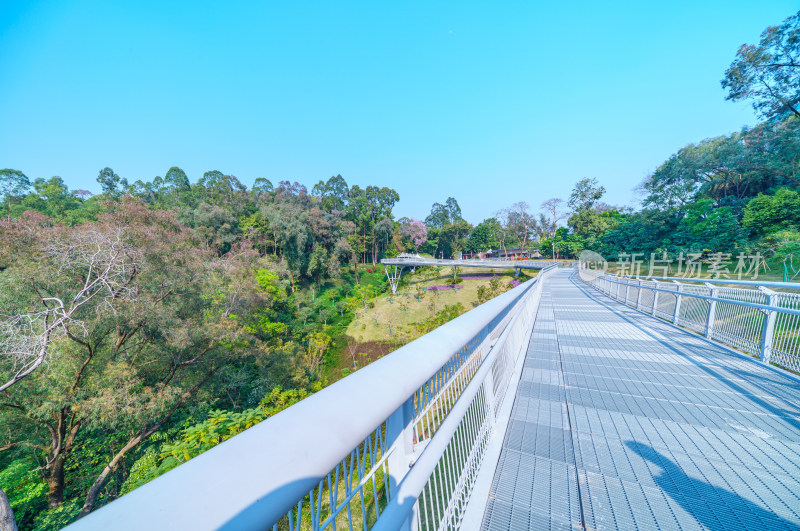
[704, 283, 718, 340]
[624, 279, 631, 305]
[386, 397, 417, 530]
[672, 281, 683, 325]
[759, 287, 779, 365]
[635, 278, 643, 310]
[483, 360, 498, 422]
[652, 281, 660, 316]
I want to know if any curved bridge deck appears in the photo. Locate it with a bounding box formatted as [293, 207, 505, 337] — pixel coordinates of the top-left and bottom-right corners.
[381, 257, 555, 271]
[482, 269, 800, 530]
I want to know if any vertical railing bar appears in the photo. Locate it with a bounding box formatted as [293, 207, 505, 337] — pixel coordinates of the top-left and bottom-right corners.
[345, 451, 355, 531]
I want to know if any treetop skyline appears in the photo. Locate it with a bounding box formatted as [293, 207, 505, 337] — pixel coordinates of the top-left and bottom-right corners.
[2, 2, 798, 222]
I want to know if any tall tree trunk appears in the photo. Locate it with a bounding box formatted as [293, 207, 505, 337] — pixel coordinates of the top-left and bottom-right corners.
[47, 454, 65, 508]
[0, 489, 16, 531]
[78, 373, 214, 517]
[79, 435, 142, 517]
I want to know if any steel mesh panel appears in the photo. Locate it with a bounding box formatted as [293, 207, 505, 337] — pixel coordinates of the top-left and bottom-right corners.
[773, 292, 800, 373]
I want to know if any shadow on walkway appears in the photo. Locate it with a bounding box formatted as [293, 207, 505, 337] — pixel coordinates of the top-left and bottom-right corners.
[626, 441, 800, 530]
[570, 275, 800, 435]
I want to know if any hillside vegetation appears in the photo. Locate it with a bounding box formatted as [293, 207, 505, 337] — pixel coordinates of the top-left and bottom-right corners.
[331, 267, 531, 379]
[0, 9, 799, 530]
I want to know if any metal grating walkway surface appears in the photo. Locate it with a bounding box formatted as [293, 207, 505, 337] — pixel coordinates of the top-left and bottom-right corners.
[481, 269, 800, 530]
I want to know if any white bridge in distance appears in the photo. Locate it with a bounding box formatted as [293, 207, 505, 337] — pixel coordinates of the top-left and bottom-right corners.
[380, 255, 558, 294]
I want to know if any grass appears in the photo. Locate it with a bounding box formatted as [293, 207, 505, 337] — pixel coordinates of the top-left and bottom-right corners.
[345, 267, 534, 344]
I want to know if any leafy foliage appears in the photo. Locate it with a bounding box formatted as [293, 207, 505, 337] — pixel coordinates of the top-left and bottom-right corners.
[722, 10, 800, 119]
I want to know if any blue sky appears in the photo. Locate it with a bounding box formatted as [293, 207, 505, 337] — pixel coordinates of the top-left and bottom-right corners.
[1, 1, 797, 223]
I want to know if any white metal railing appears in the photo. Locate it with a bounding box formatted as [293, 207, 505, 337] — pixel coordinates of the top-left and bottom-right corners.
[67, 266, 557, 531]
[577, 267, 800, 374]
[381, 257, 556, 270]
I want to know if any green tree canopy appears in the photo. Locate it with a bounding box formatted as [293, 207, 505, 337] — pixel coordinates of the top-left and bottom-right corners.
[722, 10, 800, 119]
[742, 188, 800, 236]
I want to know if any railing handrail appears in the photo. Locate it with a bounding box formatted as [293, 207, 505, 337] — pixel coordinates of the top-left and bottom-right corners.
[68, 266, 556, 530]
[595, 273, 800, 317]
[372, 271, 535, 529]
[381, 257, 556, 268]
[579, 266, 800, 374]
[596, 272, 800, 290]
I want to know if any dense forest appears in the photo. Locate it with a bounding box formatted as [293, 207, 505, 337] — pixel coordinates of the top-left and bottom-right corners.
[1, 10, 799, 531]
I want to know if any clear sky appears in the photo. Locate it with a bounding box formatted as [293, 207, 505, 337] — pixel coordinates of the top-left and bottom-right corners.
[1, 1, 797, 223]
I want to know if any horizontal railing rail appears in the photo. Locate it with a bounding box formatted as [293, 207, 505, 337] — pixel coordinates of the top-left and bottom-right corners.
[67, 266, 557, 531]
[577, 266, 800, 374]
[606, 274, 800, 290]
[381, 257, 556, 270]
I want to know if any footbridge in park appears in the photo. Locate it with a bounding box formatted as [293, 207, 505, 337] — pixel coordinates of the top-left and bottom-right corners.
[68, 266, 800, 530]
[380, 256, 557, 294]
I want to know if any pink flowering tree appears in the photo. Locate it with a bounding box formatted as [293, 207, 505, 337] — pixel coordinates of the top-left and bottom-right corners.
[403, 219, 428, 252]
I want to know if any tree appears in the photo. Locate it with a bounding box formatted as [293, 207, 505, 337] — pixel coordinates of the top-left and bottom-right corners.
[742, 188, 800, 236]
[240, 211, 271, 255]
[466, 218, 501, 253]
[492, 209, 516, 258]
[0, 200, 265, 522]
[0, 488, 16, 531]
[540, 198, 564, 237]
[163, 167, 190, 193]
[0, 170, 29, 220]
[539, 227, 586, 259]
[425, 198, 466, 258]
[305, 330, 331, 377]
[263, 201, 309, 292]
[759, 230, 800, 281]
[505, 202, 536, 250]
[722, 11, 800, 119]
[197, 171, 247, 214]
[96, 168, 128, 198]
[401, 219, 427, 253]
[0, 223, 141, 392]
[161, 167, 191, 207]
[425, 197, 462, 229]
[366, 187, 399, 264]
[306, 245, 329, 288]
[677, 199, 746, 252]
[439, 220, 472, 258]
[567, 178, 606, 238]
[252, 178, 274, 197]
[312, 174, 349, 212]
[600, 209, 679, 258]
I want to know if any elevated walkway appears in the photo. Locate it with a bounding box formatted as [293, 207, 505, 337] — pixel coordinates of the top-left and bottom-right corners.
[66, 266, 800, 531]
[481, 270, 800, 529]
[381, 257, 555, 271]
[380, 257, 558, 294]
